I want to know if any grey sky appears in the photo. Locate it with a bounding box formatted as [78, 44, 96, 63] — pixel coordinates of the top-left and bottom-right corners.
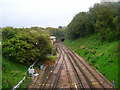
[0, 0, 101, 28]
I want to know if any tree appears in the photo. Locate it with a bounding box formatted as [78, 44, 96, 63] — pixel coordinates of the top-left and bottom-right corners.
[58, 26, 62, 29]
[2, 27, 54, 64]
[89, 2, 118, 41]
[65, 2, 118, 41]
[65, 12, 92, 39]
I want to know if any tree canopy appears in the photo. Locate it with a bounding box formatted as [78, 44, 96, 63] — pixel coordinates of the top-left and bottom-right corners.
[65, 2, 118, 41]
[2, 27, 54, 64]
[45, 27, 65, 39]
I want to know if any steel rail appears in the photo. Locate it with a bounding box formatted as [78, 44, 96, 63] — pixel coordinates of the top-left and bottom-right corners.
[44, 45, 63, 89]
[58, 45, 73, 89]
[59, 43, 85, 89]
[62, 43, 106, 89]
[39, 66, 49, 89]
[52, 58, 64, 89]
[62, 50, 73, 89]
[39, 49, 62, 89]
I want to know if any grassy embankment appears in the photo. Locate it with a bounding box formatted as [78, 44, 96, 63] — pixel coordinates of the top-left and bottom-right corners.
[2, 55, 57, 89]
[64, 35, 118, 88]
[2, 57, 31, 89]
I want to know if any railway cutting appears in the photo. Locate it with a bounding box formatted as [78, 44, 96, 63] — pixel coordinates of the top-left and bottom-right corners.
[28, 43, 114, 89]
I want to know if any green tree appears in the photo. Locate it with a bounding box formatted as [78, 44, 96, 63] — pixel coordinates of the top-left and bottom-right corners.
[2, 27, 53, 64]
[89, 2, 118, 41]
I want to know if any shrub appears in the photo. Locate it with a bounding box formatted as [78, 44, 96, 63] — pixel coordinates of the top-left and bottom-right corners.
[2, 27, 54, 64]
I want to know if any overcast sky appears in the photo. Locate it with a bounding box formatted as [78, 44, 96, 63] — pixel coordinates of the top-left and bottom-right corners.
[0, 0, 101, 28]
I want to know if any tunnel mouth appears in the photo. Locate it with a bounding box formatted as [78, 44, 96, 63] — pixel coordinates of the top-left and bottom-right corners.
[61, 38, 65, 42]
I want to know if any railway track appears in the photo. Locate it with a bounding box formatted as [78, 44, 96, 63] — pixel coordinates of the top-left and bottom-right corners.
[59, 43, 87, 89]
[39, 47, 64, 89]
[57, 47, 72, 89]
[30, 42, 114, 89]
[62, 50, 72, 89]
[59, 43, 113, 89]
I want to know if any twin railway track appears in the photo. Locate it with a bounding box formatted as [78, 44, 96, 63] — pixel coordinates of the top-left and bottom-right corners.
[29, 43, 114, 89]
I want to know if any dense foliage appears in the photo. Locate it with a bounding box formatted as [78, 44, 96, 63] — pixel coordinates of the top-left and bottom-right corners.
[65, 2, 118, 41]
[2, 27, 54, 64]
[45, 27, 65, 39]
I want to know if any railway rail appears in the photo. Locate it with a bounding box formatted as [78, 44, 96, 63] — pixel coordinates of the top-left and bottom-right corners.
[30, 42, 114, 89]
[59, 43, 88, 89]
[59, 43, 113, 89]
[39, 47, 64, 89]
[56, 47, 72, 89]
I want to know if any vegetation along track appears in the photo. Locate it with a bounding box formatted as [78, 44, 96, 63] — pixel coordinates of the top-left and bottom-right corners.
[59, 42, 113, 89]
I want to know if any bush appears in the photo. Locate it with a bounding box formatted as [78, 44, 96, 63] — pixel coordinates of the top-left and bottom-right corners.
[2, 27, 54, 64]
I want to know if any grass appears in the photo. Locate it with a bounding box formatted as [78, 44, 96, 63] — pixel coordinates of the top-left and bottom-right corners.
[64, 35, 118, 88]
[2, 57, 29, 89]
[18, 77, 32, 89]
